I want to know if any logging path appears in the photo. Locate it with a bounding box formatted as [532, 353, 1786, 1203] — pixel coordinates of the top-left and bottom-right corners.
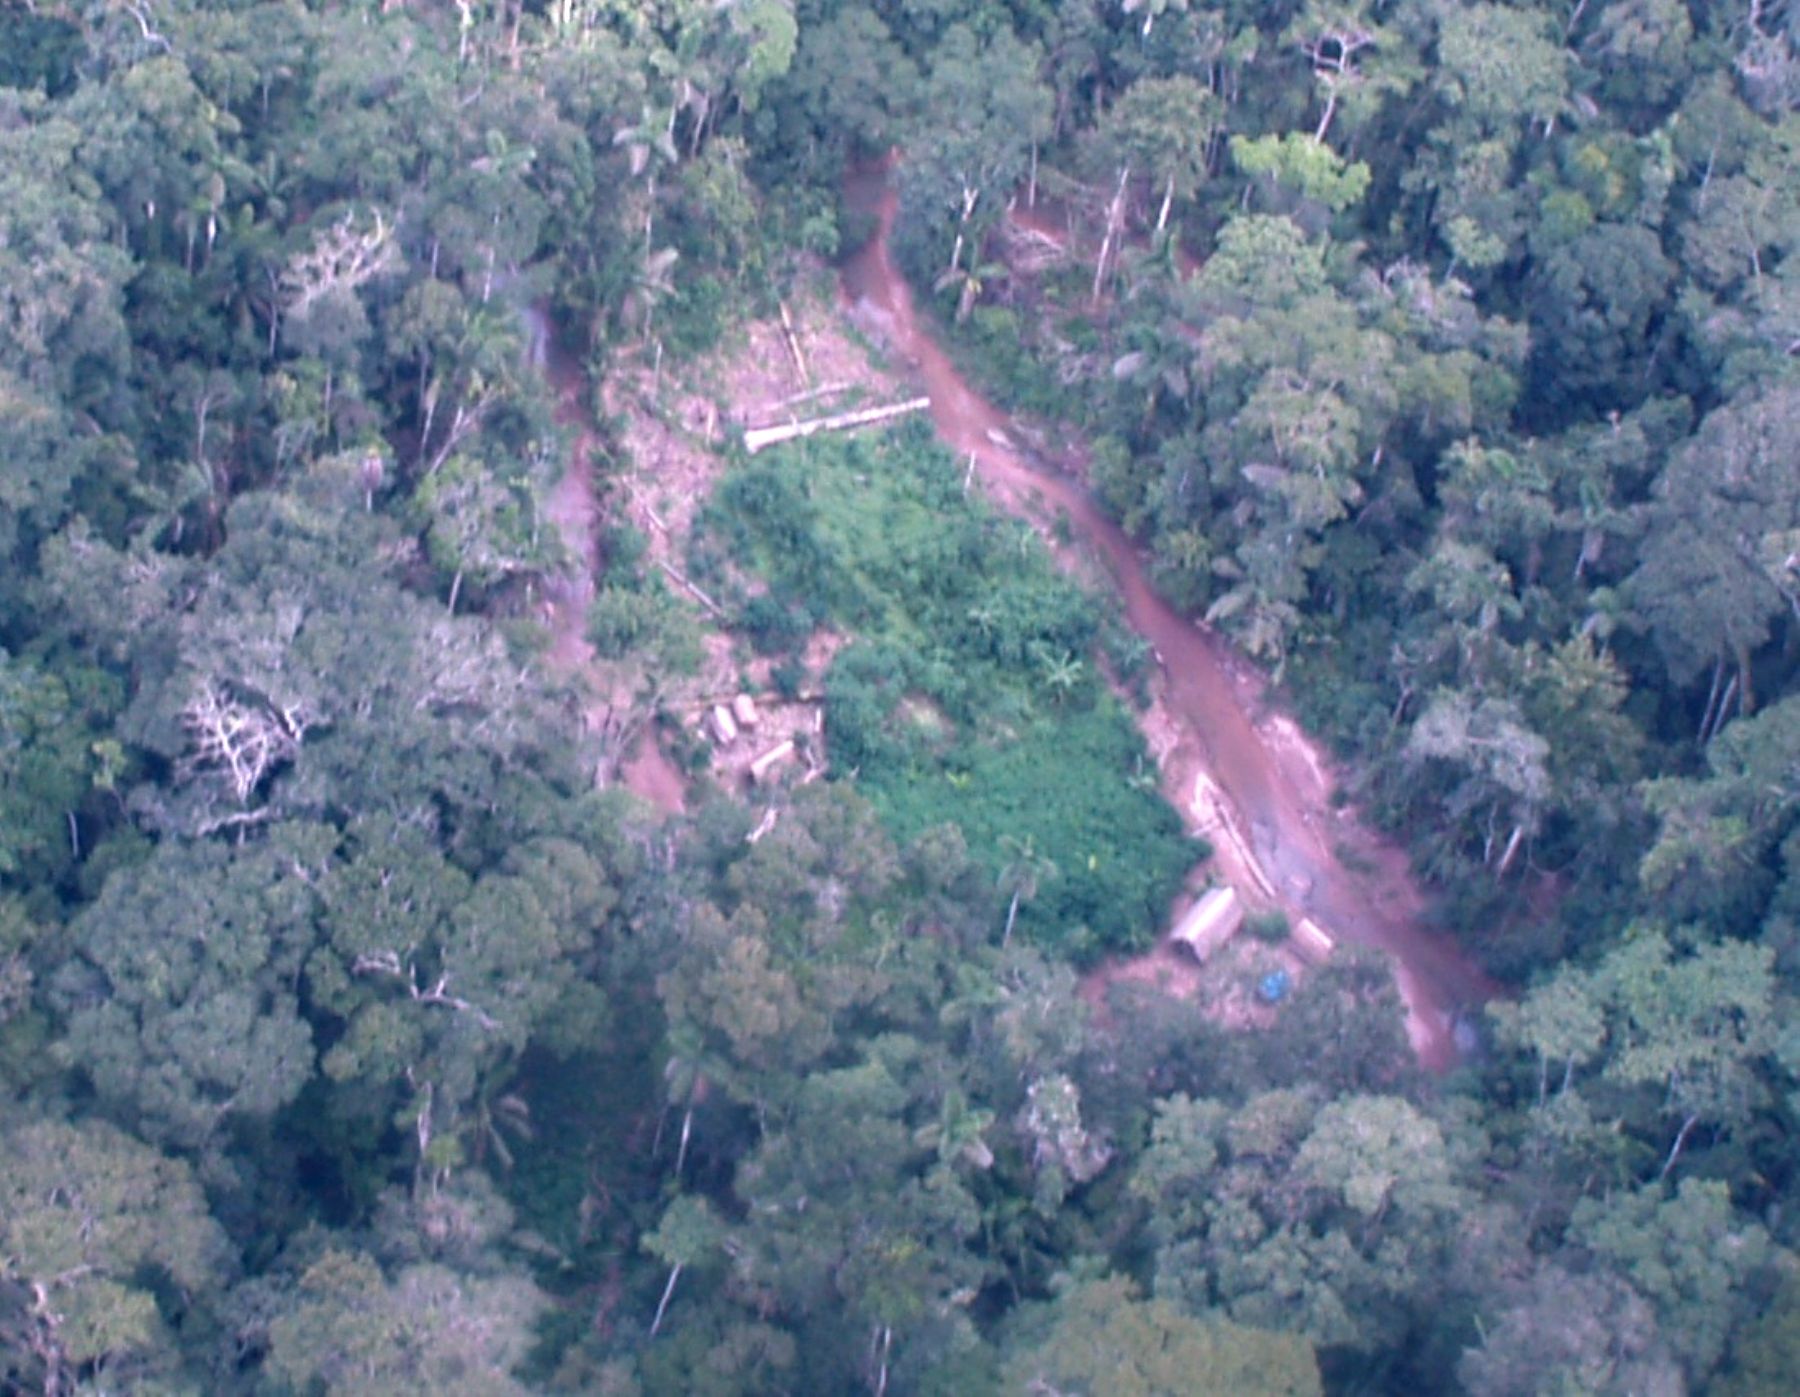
[841, 164, 1499, 1069]
[529, 304, 689, 816]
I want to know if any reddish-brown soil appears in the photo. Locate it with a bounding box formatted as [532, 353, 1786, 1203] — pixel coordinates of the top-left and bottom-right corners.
[530, 304, 687, 815]
[532, 290, 897, 814]
[842, 164, 1498, 1069]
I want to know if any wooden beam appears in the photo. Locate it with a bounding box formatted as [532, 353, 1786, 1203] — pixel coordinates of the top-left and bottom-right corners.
[656, 559, 725, 617]
[778, 301, 809, 384]
[743, 397, 931, 455]
[752, 380, 855, 417]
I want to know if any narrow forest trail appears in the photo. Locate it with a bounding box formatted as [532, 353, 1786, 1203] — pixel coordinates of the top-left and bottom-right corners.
[525, 304, 687, 816]
[840, 167, 1499, 1069]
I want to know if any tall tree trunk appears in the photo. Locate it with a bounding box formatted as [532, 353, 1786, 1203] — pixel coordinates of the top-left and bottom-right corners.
[1495, 822, 1524, 877]
[1706, 673, 1740, 744]
[1698, 653, 1725, 742]
[1092, 164, 1129, 305]
[650, 1261, 683, 1336]
[1315, 89, 1339, 143]
[1660, 1112, 1700, 1180]
[947, 185, 979, 278]
[675, 1102, 694, 1178]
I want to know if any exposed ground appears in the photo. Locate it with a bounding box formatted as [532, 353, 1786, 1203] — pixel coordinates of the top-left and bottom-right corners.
[535, 279, 903, 816]
[600, 272, 905, 583]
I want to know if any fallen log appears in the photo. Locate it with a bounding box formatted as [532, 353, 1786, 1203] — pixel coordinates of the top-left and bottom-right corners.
[746, 807, 780, 844]
[752, 380, 855, 417]
[749, 738, 796, 784]
[656, 559, 725, 618]
[778, 301, 809, 384]
[744, 397, 931, 455]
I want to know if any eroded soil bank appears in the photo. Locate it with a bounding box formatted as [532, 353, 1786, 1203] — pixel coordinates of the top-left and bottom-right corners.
[840, 166, 1499, 1069]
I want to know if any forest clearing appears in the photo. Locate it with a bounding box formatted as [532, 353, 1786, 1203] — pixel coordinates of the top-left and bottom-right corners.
[6, 3, 1799, 1394]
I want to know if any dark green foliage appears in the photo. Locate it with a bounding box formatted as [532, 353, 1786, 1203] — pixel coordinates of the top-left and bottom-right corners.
[0, 9, 80, 96]
[867, 706, 1194, 958]
[1245, 910, 1290, 944]
[7, 0, 1800, 1391]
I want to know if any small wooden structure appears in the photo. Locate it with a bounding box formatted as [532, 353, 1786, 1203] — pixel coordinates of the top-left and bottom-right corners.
[748, 739, 796, 785]
[731, 694, 760, 730]
[1170, 886, 1244, 963]
[1292, 917, 1336, 965]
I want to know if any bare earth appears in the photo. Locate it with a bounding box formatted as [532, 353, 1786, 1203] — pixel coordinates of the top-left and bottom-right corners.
[532, 282, 901, 817]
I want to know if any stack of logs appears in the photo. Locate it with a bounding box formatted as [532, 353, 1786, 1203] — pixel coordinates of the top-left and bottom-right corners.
[707, 692, 807, 785]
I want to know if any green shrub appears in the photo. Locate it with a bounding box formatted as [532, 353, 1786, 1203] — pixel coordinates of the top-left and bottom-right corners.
[740, 590, 816, 655]
[598, 522, 649, 588]
[1245, 910, 1291, 944]
[701, 427, 1199, 961]
[587, 582, 701, 673]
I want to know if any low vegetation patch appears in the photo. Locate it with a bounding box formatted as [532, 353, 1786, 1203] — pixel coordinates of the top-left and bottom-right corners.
[695, 421, 1196, 961]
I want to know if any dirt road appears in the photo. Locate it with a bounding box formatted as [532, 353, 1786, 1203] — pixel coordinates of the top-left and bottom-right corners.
[840, 166, 1497, 1068]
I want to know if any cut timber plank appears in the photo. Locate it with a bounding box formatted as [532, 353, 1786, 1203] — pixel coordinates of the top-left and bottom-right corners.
[749, 739, 796, 784]
[1293, 917, 1336, 965]
[1170, 886, 1244, 963]
[743, 397, 931, 455]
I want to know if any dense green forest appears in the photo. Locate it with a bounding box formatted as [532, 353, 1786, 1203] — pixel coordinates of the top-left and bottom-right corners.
[3, 0, 1800, 1392]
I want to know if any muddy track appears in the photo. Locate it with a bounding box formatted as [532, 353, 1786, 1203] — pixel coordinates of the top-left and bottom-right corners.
[528, 304, 688, 816]
[839, 165, 1499, 1069]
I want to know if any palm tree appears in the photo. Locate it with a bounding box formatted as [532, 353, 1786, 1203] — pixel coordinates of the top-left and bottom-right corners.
[1031, 643, 1086, 704]
[997, 833, 1056, 948]
[933, 256, 1008, 323]
[460, 1079, 534, 1171]
[632, 244, 681, 342]
[612, 103, 680, 326]
[913, 1089, 996, 1170]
